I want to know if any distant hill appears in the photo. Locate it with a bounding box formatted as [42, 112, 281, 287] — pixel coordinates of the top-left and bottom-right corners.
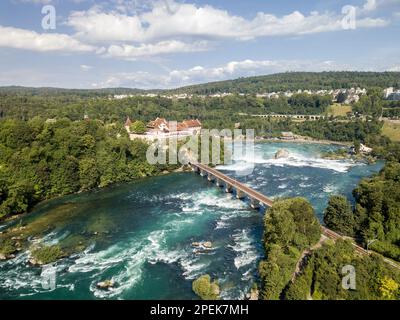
[0, 86, 152, 96]
[169, 71, 400, 94]
[1, 72, 399, 96]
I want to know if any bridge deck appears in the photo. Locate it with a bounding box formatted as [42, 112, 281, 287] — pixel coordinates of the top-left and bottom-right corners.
[193, 163, 274, 207]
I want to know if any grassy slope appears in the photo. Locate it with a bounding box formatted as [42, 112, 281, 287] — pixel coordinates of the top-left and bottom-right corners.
[382, 121, 400, 142]
[326, 104, 352, 117]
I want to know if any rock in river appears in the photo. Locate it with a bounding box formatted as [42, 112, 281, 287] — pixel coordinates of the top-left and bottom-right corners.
[274, 149, 289, 159]
[203, 241, 212, 248]
[97, 280, 114, 290]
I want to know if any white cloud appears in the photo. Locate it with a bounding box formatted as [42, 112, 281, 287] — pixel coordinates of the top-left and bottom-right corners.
[2, 0, 393, 60]
[67, 0, 390, 44]
[0, 25, 97, 52]
[387, 65, 400, 72]
[105, 40, 209, 59]
[363, 0, 377, 11]
[80, 64, 93, 71]
[168, 59, 346, 84]
[68, 7, 144, 43]
[17, 0, 53, 4]
[92, 58, 352, 89]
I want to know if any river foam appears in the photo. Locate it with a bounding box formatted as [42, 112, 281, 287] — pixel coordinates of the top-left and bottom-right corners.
[218, 147, 358, 173]
[229, 229, 258, 270]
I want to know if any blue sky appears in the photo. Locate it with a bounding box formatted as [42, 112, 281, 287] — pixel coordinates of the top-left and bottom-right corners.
[0, 0, 399, 89]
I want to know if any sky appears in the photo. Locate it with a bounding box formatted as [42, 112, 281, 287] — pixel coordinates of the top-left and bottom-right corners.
[0, 0, 399, 89]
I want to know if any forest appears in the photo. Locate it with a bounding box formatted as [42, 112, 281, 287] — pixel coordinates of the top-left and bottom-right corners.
[258, 198, 321, 300]
[0, 91, 331, 121]
[0, 118, 178, 220]
[259, 197, 400, 300]
[323, 161, 400, 261]
[0, 87, 387, 146]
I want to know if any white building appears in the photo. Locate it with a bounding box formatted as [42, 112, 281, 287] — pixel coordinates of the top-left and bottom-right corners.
[384, 87, 394, 99]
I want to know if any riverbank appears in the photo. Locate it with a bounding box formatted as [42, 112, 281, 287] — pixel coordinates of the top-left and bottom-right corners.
[0, 165, 191, 261]
[255, 136, 352, 147]
[0, 165, 189, 225]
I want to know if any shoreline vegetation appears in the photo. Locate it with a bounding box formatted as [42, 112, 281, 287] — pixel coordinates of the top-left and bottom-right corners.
[258, 198, 400, 300]
[255, 136, 352, 147]
[0, 117, 227, 261]
[0, 133, 355, 223]
[0, 136, 355, 225]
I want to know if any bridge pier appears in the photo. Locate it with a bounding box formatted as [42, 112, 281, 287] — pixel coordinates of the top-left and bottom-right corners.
[236, 190, 246, 200]
[200, 170, 206, 177]
[216, 178, 223, 187]
[250, 199, 260, 209]
[207, 174, 215, 182]
[225, 184, 233, 193]
[192, 166, 200, 173]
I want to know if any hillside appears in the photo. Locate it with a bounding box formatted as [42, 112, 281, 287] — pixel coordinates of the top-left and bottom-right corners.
[170, 72, 400, 95]
[0, 86, 151, 97]
[1, 72, 400, 97]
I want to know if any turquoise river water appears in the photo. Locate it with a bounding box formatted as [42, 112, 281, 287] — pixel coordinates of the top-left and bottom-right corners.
[0, 142, 383, 300]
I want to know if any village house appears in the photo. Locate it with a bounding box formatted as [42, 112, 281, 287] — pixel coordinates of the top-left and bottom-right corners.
[147, 117, 170, 135]
[180, 119, 202, 135]
[384, 87, 394, 99]
[147, 118, 202, 137]
[124, 116, 202, 140]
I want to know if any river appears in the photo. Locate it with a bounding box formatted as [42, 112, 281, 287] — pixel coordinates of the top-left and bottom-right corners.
[0, 142, 383, 300]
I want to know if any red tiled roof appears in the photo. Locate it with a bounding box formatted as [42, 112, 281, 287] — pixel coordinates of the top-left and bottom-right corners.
[146, 118, 201, 132]
[182, 119, 202, 128]
[147, 117, 168, 129]
[177, 123, 189, 131]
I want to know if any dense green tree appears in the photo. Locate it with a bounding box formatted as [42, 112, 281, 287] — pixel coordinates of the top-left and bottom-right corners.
[0, 119, 178, 220]
[192, 275, 220, 300]
[259, 198, 321, 300]
[353, 88, 384, 117]
[287, 239, 400, 300]
[284, 268, 313, 300]
[352, 163, 400, 261]
[264, 198, 321, 252]
[79, 158, 99, 190]
[130, 121, 146, 134]
[324, 195, 356, 236]
[258, 244, 299, 300]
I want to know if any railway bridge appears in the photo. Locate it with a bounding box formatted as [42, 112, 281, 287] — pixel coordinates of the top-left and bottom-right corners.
[191, 162, 274, 210]
[190, 162, 400, 270]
